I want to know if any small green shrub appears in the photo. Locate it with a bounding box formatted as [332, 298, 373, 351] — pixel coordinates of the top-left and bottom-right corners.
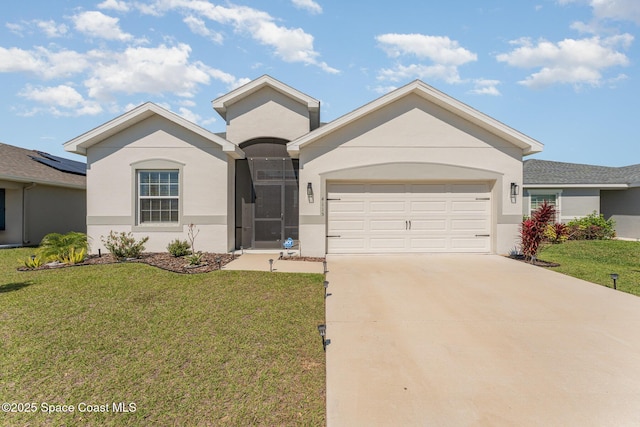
[38, 231, 88, 262]
[186, 252, 204, 266]
[567, 212, 616, 240]
[101, 231, 149, 260]
[19, 255, 43, 269]
[544, 223, 569, 244]
[167, 239, 191, 257]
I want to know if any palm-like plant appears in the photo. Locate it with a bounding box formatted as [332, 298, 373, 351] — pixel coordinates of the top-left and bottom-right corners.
[38, 232, 88, 262]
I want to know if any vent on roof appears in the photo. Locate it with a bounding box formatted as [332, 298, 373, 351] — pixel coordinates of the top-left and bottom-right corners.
[30, 151, 86, 176]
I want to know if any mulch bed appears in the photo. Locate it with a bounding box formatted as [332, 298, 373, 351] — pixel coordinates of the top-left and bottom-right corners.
[19, 252, 238, 274]
[19, 252, 326, 274]
[508, 254, 560, 267]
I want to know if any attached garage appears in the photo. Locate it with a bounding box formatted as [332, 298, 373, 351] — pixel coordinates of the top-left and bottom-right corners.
[327, 182, 492, 254]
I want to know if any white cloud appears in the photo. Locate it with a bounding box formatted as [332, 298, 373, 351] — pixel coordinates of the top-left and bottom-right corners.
[6, 22, 25, 36]
[370, 85, 398, 94]
[469, 79, 501, 96]
[0, 46, 90, 79]
[141, 1, 338, 73]
[18, 84, 102, 116]
[183, 15, 223, 43]
[564, 0, 640, 24]
[177, 107, 201, 123]
[375, 33, 477, 85]
[376, 33, 477, 66]
[291, 0, 323, 14]
[97, 0, 131, 12]
[35, 20, 68, 38]
[496, 35, 632, 88]
[72, 11, 133, 41]
[377, 63, 464, 84]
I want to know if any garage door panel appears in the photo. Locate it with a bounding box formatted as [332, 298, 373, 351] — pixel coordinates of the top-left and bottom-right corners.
[370, 184, 405, 193]
[451, 201, 489, 212]
[370, 219, 407, 231]
[410, 201, 447, 213]
[451, 237, 490, 250]
[450, 218, 489, 231]
[410, 219, 447, 231]
[329, 238, 366, 251]
[409, 238, 447, 249]
[329, 201, 365, 214]
[370, 201, 406, 213]
[370, 238, 405, 249]
[451, 183, 490, 194]
[409, 184, 447, 193]
[329, 220, 365, 232]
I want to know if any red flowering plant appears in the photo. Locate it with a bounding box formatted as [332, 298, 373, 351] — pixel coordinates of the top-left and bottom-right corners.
[521, 201, 556, 263]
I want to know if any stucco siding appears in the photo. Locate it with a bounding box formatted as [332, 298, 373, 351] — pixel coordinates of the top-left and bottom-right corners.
[225, 86, 311, 144]
[297, 95, 524, 256]
[523, 188, 600, 222]
[0, 183, 24, 245]
[602, 188, 640, 239]
[86, 115, 232, 253]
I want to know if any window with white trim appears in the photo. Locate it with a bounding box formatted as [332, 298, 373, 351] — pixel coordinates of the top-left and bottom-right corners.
[138, 171, 179, 223]
[529, 193, 560, 222]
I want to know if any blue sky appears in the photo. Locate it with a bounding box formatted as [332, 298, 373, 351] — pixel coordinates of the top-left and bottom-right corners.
[1, 0, 638, 166]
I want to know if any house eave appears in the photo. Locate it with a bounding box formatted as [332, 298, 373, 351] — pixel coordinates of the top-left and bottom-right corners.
[524, 183, 629, 189]
[0, 173, 86, 190]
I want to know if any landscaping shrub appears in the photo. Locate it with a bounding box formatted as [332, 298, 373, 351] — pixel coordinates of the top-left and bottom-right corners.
[167, 239, 191, 257]
[567, 212, 615, 240]
[18, 254, 43, 269]
[521, 201, 555, 262]
[544, 222, 569, 244]
[101, 231, 149, 260]
[38, 231, 88, 262]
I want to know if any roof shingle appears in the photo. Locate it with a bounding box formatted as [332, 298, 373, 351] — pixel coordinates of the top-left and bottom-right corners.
[524, 159, 640, 185]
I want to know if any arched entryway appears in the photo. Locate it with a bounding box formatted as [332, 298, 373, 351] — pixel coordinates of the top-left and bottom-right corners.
[235, 138, 299, 249]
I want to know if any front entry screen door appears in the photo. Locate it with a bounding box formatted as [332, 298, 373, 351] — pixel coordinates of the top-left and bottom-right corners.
[250, 158, 298, 248]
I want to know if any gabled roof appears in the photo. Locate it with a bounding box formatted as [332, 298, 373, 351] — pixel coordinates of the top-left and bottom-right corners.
[524, 159, 640, 188]
[64, 102, 244, 159]
[287, 80, 544, 156]
[212, 75, 320, 123]
[0, 143, 86, 189]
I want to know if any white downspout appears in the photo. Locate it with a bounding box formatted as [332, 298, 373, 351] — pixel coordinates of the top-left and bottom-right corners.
[22, 182, 37, 245]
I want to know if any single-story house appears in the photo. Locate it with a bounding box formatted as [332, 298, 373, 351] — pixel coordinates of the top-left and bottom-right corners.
[524, 159, 640, 239]
[64, 75, 544, 257]
[0, 142, 86, 246]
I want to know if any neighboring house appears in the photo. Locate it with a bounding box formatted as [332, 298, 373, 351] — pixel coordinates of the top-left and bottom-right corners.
[523, 159, 640, 239]
[64, 75, 543, 256]
[0, 143, 86, 246]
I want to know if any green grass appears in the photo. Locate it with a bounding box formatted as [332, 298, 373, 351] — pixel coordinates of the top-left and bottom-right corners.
[1, 248, 325, 426]
[539, 240, 640, 296]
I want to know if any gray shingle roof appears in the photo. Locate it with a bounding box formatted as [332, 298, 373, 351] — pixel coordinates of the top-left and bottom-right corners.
[524, 159, 640, 185]
[0, 142, 86, 188]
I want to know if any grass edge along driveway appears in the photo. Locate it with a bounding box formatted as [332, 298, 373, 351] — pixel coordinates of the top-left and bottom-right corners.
[1, 248, 326, 426]
[539, 240, 640, 296]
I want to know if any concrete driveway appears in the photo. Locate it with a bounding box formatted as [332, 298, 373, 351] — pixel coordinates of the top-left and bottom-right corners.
[325, 254, 640, 426]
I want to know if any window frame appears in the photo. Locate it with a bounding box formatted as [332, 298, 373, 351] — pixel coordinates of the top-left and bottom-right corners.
[131, 159, 184, 231]
[137, 170, 180, 225]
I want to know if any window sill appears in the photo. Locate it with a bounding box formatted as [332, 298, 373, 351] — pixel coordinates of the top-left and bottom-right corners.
[133, 224, 182, 232]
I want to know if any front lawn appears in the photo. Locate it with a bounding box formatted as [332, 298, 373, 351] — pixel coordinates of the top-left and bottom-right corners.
[0, 248, 325, 426]
[539, 240, 640, 296]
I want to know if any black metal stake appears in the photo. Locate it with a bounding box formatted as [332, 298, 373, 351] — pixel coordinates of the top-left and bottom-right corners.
[317, 324, 326, 351]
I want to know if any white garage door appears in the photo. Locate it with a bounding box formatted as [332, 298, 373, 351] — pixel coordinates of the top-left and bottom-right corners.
[327, 182, 491, 254]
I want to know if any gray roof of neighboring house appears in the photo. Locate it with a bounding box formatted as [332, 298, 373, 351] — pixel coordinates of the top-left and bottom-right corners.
[0, 142, 86, 188]
[524, 159, 640, 186]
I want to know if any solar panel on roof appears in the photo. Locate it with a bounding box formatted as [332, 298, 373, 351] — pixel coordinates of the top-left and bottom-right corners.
[30, 152, 86, 176]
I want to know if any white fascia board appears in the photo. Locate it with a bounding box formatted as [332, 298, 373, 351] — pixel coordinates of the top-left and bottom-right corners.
[524, 183, 629, 189]
[212, 75, 319, 120]
[287, 80, 543, 155]
[64, 102, 244, 159]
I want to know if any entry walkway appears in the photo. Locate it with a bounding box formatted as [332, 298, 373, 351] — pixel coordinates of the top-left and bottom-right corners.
[325, 254, 640, 426]
[223, 252, 324, 274]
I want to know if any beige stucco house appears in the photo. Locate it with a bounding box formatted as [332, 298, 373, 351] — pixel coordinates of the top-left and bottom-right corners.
[0, 143, 86, 246]
[64, 76, 543, 257]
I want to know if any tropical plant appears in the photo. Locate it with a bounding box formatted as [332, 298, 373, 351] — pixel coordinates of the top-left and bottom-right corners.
[38, 232, 88, 262]
[19, 255, 43, 269]
[186, 251, 204, 266]
[167, 239, 192, 257]
[61, 247, 87, 265]
[101, 231, 149, 260]
[520, 201, 555, 262]
[544, 222, 569, 244]
[567, 212, 616, 240]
